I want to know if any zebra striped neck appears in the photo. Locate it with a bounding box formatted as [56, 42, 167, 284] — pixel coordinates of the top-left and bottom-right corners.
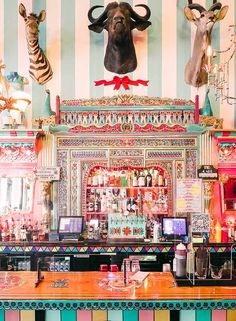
[27, 39, 41, 55]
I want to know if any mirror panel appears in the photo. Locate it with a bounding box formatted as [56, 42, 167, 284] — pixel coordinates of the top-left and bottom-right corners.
[0, 177, 34, 215]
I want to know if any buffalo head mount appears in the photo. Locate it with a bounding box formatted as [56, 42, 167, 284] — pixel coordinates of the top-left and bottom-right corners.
[88, 2, 151, 74]
[184, 0, 228, 88]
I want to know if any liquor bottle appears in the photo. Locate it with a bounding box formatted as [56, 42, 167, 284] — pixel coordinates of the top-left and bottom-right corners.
[120, 170, 127, 187]
[138, 171, 145, 187]
[87, 190, 95, 212]
[100, 191, 107, 212]
[111, 198, 118, 213]
[103, 171, 109, 187]
[32, 221, 39, 241]
[215, 220, 222, 243]
[14, 219, 21, 241]
[127, 171, 131, 187]
[158, 172, 164, 187]
[92, 170, 98, 187]
[115, 171, 121, 187]
[145, 169, 152, 187]
[164, 175, 168, 187]
[38, 223, 45, 241]
[9, 218, 15, 241]
[94, 192, 101, 212]
[130, 197, 137, 213]
[97, 168, 104, 187]
[109, 171, 116, 187]
[132, 170, 138, 187]
[137, 190, 143, 214]
[152, 170, 159, 187]
[26, 219, 33, 241]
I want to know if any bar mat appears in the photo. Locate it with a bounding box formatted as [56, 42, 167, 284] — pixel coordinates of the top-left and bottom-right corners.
[175, 277, 236, 287]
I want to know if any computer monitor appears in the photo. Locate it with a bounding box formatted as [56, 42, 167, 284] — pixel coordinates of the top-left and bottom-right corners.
[58, 216, 84, 240]
[161, 217, 188, 240]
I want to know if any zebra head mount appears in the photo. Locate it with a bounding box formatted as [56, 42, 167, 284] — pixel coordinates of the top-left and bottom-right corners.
[184, 0, 228, 87]
[19, 3, 53, 85]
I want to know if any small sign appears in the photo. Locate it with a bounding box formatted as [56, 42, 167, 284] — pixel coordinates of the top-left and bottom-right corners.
[197, 165, 218, 180]
[34, 167, 60, 181]
[176, 179, 202, 213]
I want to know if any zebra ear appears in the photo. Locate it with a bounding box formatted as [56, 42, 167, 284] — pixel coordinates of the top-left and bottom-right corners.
[38, 10, 46, 22]
[19, 3, 27, 19]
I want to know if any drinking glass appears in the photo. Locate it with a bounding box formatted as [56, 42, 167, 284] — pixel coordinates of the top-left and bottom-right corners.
[196, 257, 208, 279]
[210, 264, 223, 279]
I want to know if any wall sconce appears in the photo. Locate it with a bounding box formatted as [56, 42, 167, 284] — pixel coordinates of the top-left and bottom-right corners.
[0, 64, 31, 129]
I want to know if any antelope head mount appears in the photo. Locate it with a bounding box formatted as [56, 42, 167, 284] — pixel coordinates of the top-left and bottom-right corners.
[184, 0, 228, 88]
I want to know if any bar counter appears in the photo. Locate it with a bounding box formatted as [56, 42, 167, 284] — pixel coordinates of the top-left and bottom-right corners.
[1, 271, 236, 321]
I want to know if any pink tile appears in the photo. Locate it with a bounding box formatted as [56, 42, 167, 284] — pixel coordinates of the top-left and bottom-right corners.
[77, 310, 92, 321]
[212, 310, 226, 321]
[5, 310, 20, 321]
[139, 310, 154, 321]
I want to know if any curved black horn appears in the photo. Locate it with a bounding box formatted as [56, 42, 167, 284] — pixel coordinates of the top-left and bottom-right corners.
[121, 3, 150, 21]
[134, 4, 151, 20]
[188, 4, 206, 13]
[209, 3, 222, 11]
[88, 5, 106, 23]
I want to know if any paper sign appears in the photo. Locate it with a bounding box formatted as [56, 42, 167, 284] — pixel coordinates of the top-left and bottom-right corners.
[34, 167, 60, 181]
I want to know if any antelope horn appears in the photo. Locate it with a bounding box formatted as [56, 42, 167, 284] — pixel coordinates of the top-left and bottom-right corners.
[209, 2, 222, 11]
[188, 4, 206, 12]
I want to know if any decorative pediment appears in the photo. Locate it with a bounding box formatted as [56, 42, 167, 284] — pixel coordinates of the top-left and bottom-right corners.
[55, 94, 200, 133]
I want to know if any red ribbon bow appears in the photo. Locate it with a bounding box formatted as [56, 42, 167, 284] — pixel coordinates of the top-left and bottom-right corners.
[95, 75, 149, 90]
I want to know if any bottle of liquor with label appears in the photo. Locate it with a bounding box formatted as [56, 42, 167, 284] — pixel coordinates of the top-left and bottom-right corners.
[120, 170, 127, 187]
[100, 191, 107, 212]
[158, 172, 164, 187]
[145, 169, 152, 187]
[94, 192, 101, 212]
[132, 170, 138, 187]
[138, 171, 145, 187]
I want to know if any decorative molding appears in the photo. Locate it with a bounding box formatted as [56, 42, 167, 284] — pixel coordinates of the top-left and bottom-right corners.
[0, 244, 231, 254]
[60, 94, 195, 107]
[57, 137, 198, 149]
[0, 299, 234, 311]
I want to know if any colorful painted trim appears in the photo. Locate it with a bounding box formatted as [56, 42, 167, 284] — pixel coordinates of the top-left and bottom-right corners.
[0, 299, 235, 311]
[0, 245, 232, 254]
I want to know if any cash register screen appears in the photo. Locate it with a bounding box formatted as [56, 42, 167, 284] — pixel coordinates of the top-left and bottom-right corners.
[162, 217, 187, 240]
[58, 216, 84, 237]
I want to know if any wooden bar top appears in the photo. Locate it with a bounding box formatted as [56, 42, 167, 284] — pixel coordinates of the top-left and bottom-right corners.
[1, 271, 236, 301]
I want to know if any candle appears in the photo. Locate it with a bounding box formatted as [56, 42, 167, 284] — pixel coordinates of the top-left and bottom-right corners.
[207, 45, 213, 69]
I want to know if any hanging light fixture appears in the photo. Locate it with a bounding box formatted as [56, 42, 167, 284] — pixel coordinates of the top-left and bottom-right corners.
[205, 24, 236, 105]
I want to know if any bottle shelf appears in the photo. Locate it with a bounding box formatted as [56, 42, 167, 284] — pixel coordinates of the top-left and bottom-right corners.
[87, 186, 168, 189]
[85, 165, 170, 222]
[86, 211, 168, 215]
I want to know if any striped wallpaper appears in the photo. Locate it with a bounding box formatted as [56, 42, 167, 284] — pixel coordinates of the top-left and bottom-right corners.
[0, 0, 235, 127]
